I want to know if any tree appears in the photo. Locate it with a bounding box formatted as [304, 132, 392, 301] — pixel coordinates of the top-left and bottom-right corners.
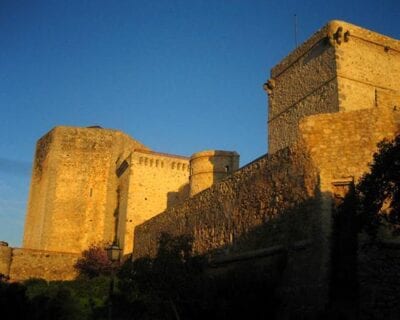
[115, 233, 205, 320]
[74, 245, 113, 279]
[0, 281, 29, 320]
[356, 134, 400, 238]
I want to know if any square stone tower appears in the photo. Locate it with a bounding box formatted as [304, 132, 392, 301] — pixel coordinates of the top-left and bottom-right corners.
[23, 126, 149, 253]
[23, 126, 192, 256]
[265, 20, 400, 154]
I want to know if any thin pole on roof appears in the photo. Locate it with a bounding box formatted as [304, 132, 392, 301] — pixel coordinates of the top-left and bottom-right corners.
[294, 14, 298, 48]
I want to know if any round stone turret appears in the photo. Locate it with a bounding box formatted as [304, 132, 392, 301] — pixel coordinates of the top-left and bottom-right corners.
[189, 150, 239, 197]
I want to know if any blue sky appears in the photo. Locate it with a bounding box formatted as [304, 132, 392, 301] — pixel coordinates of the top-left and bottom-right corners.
[0, 0, 399, 246]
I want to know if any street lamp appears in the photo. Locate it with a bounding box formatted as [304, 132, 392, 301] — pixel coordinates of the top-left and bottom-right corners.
[106, 243, 122, 262]
[106, 243, 121, 320]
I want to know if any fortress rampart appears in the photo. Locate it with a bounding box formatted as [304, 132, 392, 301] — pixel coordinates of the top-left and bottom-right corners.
[0, 242, 78, 281]
[134, 145, 319, 257]
[132, 21, 400, 315]
[134, 106, 400, 315]
[134, 20, 400, 262]
[21, 126, 236, 257]
[1, 19, 400, 318]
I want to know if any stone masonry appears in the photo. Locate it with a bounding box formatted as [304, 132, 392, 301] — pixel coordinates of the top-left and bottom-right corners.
[22, 127, 237, 257]
[266, 20, 400, 154]
[133, 21, 400, 316]
[1, 20, 400, 317]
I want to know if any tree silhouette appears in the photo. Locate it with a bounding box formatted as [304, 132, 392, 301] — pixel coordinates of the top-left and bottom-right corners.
[356, 134, 400, 238]
[74, 245, 113, 279]
[115, 233, 205, 320]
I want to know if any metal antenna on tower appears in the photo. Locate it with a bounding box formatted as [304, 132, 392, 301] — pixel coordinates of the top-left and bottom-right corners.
[294, 14, 298, 48]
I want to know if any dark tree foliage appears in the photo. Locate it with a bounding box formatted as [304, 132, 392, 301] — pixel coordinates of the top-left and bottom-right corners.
[0, 279, 29, 320]
[356, 135, 400, 238]
[115, 233, 206, 320]
[114, 233, 280, 320]
[74, 245, 114, 279]
[30, 287, 86, 320]
[0, 276, 110, 320]
[24, 277, 109, 319]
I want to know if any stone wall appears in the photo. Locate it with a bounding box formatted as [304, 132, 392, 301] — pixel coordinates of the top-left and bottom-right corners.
[134, 147, 319, 257]
[267, 20, 400, 154]
[133, 106, 400, 316]
[23, 130, 54, 251]
[0, 243, 12, 276]
[300, 107, 400, 294]
[299, 107, 400, 192]
[118, 150, 190, 255]
[0, 245, 79, 281]
[15, 20, 400, 314]
[9, 248, 79, 281]
[23, 126, 149, 254]
[335, 22, 400, 112]
[267, 22, 339, 154]
[23, 126, 194, 257]
[134, 145, 331, 314]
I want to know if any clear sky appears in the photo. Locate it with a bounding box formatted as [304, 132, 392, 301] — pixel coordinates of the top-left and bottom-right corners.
[0, 0, 399, 246]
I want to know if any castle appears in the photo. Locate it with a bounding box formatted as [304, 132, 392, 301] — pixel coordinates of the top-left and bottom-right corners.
[22, 126, 239, 256]
[1, 20, 400, 317]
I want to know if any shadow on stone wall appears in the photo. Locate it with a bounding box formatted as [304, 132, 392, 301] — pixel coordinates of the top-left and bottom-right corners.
[328, 179, 400, 319]
[133, 187, 333, 319]
[134, 181, 400, 319]
[166, 183, 190, 209]
[329, 184, 359, 319]
[116, 232, 284, 320]
[133, 146, 331, 318]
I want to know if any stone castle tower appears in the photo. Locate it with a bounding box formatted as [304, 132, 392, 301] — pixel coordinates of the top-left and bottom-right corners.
[265, 20, 400, 153]
[130, 21, 400, 316]
[23, 126, 239, 256]
[189, 150, 239, 197]
[1, 21, 398, 308]
[22, 20, 400, 258]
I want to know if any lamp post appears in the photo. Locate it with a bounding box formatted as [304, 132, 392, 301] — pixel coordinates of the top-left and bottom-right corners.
[106, 243, 121, 320]
[106, 243, 122, 262]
